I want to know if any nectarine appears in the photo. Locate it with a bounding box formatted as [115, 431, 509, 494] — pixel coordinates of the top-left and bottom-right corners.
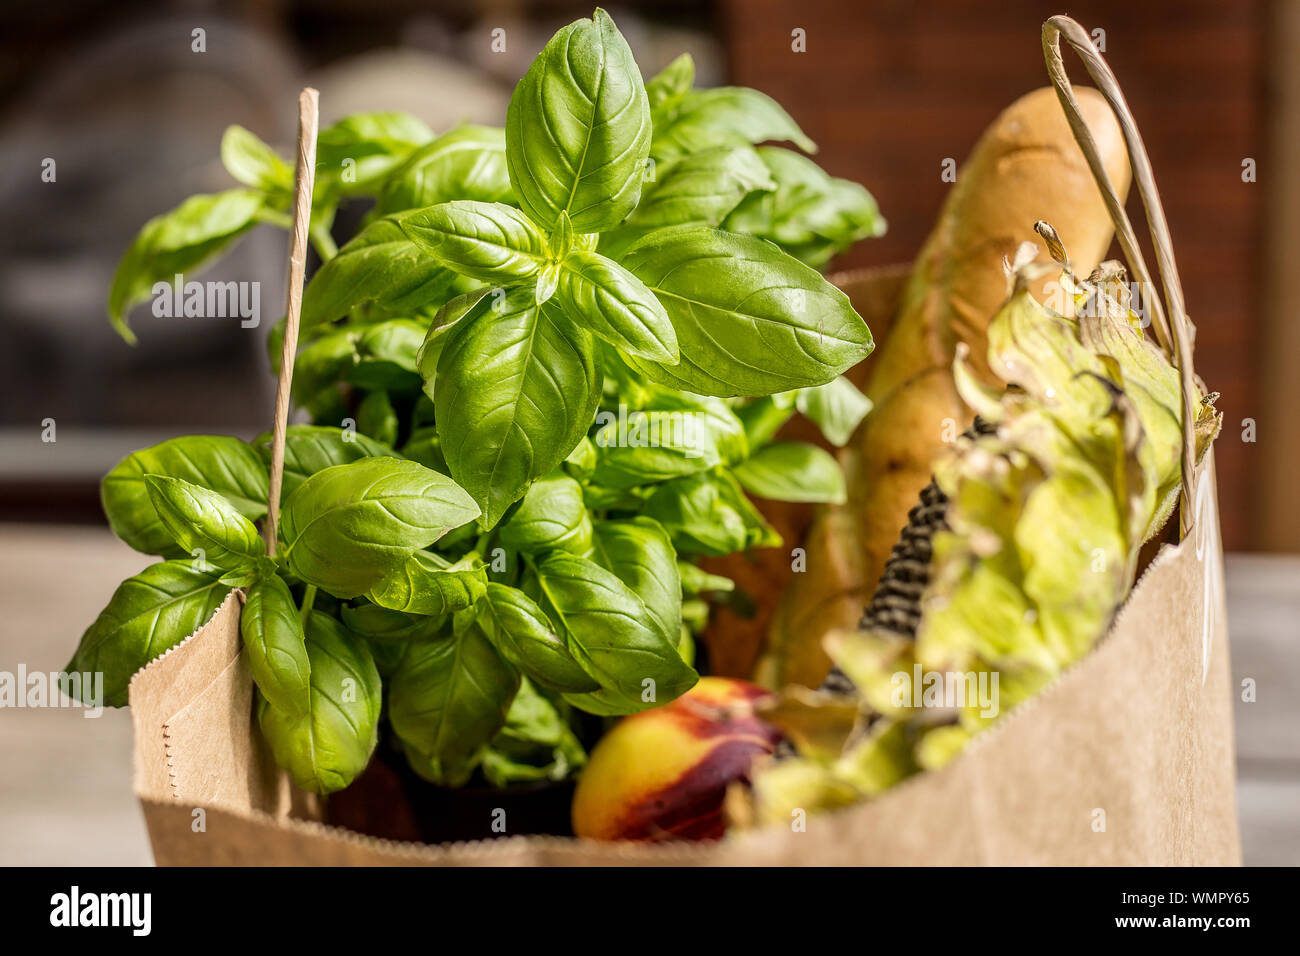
[572, 677, 783, 841]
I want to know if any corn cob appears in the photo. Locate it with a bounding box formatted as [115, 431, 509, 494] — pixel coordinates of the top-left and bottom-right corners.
[821, 419, 996, 696]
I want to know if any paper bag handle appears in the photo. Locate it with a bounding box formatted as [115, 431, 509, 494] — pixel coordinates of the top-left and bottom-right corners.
[1041, 16, 1201, 536]
[263, 88, 319, 555]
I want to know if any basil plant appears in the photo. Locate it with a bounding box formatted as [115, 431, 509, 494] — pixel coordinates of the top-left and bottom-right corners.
[70, 8, 884, 794]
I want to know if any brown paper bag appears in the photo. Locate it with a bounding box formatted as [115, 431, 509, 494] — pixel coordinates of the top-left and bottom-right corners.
[126, 17, 1241, 865]
[127, 278, 1239, 867]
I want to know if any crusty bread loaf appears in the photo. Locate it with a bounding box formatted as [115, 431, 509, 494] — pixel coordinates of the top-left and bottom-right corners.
[763, 86, 1132, 688]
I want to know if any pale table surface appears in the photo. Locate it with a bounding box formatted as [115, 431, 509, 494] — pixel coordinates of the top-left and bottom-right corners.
[0, 524, 1295, 866]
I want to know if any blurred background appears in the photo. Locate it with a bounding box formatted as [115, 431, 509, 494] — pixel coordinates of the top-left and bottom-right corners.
[1, 0, 1296, 551]
[0, 0, 1295, 865]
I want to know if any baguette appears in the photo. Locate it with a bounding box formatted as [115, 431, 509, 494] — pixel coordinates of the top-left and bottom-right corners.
[763, 86, 1131, 688]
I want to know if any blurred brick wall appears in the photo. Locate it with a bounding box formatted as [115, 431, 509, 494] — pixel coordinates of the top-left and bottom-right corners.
[719, 0, 1264, 549]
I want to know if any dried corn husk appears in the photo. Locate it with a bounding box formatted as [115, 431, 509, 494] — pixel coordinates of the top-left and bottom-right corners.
[738, 251, 1222, 826]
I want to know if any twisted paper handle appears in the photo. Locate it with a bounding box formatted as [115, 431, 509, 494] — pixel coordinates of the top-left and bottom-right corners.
[1041, 16, 1201, 537]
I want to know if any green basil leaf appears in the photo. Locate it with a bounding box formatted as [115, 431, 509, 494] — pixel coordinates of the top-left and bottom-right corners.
[676, 625, 697, 666]
[341, 600, 444, 643]
[478, 583, 598, 693]
[536, 261, 561, 304]
[279, 457, 480, 598]
[645, 52, 694, 120]
[482, 677, 587, 786]
[504, 9, 652, 232]
[218, 560, 274, 589]
[372, 124, 510, 215]
[307, 191, 340, 256]
[367, 550, 487, 615]
[593, 337, 653, 405]
[400, 425, 447, 473]
[434, 288, 600, 528]
[220, 125, 292, 194]
[633, 145, 774, 229]
[534, 553, 697, 713]
[561, 685, 648, 717]
[303, 390, 350, 429]
[317, 111, 435, 196]
[590, 517, 682, 647]
[795, 376, 873, 446]
[415, 287, 495, 388]
[102, 435, 269, 556]
[348, 319, 426, 391]
[736, 395, 797, 448]
[253, 425, 397, 499]
[677, 561, 734, 596]
[289, 329, 357, 406]
[107, 190, 266, 343]
[492, 676, 574, 752]
[549, 210, 577, 259]
[590, 390, 747, 488]
[67, 560, 228, 707]
[721, 147, 885, 268]
[480, 749, 554, 786]
[256, 611, 381, 794]
[555, 250, 677, 362]
[596, 142, 772, 261]
[267, 316, 287, 369]
[433, 521, 481, 558]
[563, 435, 598, 481]
[388, 621, 519, 787]
[498, 472, 593, 556]
[144, 475, 263, 572]
[356, 389, 399, 447]
[301, 216, 457, 327]
[652, 86, 816, 160]
[364, 639, 407, 680]
[643, 469, 780, 556]
[580, 484, 642, 512]
[411, 393, 438, 428]
[400, 200, 546, 282]
[621, 225, 873, 396]
[681, 600, 708, 634]
[241, 573, 310, 715]
[732, 441, 846, 503]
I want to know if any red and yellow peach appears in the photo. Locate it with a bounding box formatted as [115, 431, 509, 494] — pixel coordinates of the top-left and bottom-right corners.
[572, 677, 783, 841]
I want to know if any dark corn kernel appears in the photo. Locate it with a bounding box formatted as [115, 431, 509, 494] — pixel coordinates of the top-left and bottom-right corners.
[820, 418, 995, 692]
